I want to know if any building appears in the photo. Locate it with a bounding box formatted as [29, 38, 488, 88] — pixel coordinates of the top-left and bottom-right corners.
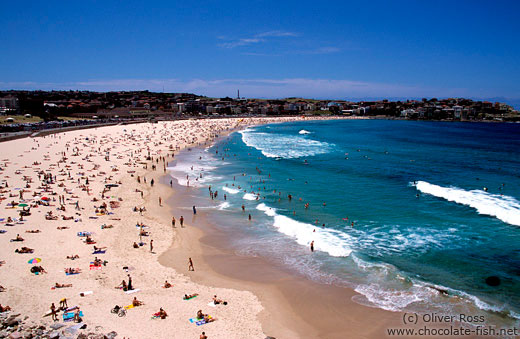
[0, 96, 19, 114]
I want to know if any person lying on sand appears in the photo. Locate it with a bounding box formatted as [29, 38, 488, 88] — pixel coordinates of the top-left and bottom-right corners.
[30, 266, 46, 274]
[57, 226, 69, 230]
[163, 280, 172, 288]
[66, 254, 79, 260]
[133, 242, 139, 248]
[93, 257, 103, 266]
[0, 285, 5, 292]
[65, 268, 81, 274]
[25, 230, 40, 233]
[85, 236, 94, 243]
[15, 247, 34, 253]
[132, 297, 143, 306]
[183, 293, 198, 300]
[93, 246, 106, 252]
[54, 282, 73, 288]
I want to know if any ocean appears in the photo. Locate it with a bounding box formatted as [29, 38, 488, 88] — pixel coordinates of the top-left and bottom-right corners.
[168, 119, 520, 325]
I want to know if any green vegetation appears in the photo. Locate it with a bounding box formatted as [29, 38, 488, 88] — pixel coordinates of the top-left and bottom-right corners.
[0, 115, 43, 125]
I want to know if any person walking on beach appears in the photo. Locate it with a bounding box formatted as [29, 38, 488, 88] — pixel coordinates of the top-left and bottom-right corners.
[180, 216, 184, 227]
[310, 241, 314, 252]
[159, 197, 162, 206]
[193, 206, 197, 215]
[127, 274, 133, 291]
[188, 257, 194, 271]
[150, 239, 154, 253]
[50, 303, 57, 321]
[172, 216, 176, 228]
[150, 178, 154, 187]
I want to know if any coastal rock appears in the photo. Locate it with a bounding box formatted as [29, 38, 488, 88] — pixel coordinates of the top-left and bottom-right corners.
[48, 331, 60, 339]
[7, 332, 22, 339]
[3, 319, 18, 328]
[105, 331, 117, 339]
[49, 324, 65, 330]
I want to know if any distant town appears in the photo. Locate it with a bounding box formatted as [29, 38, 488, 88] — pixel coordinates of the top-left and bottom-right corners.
[1, 90, 519, 123]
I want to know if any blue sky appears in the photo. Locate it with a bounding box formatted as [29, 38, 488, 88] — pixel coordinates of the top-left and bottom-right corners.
[1, 0, 519, 103]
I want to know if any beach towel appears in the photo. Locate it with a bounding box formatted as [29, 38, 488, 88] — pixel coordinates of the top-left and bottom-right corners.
[92, 250, 105, 254]
[77, 232, 91, 237]
[124, 304, 134, 310]
[189, 316, 213, 326]
[79, 291, 93, 297]
[63, 311, 83, 321]
[184, 295, 197, 300]
[151, 312, 161, 319]
[207, 302, 216, 307]
[89, 265, 102, 270]
[65, 271, 80, 276]
[124, 288, 140, 294]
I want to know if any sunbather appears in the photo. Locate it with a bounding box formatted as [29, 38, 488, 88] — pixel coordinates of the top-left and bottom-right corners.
[65, 268, 81, 274]
[213, 295, 227, 305]
[183, 293, 198, 300]
[30, 266, 46, 274]
[11, 234, 24, 242]
[54, 282, 73, 288]
[117, 280, 128, 291]
[25, 230, 40, 233]
[163, 280, 172, 288]
[66, 254, 79, 260]
[159, 307, 168, 319]
[132, 297, 143, 306]
[15, 247, 34, 253]
[0, 304, 11, 312]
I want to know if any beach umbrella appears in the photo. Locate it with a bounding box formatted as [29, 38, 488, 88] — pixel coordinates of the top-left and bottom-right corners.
[18, 203, 28, 207]
[28, 258, 41, 264]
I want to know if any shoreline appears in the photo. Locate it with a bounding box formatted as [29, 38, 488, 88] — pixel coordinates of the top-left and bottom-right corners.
[157, 125, 405, 339]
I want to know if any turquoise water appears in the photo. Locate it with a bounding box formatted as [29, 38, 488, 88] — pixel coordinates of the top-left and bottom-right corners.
[169, 119, 520, 323]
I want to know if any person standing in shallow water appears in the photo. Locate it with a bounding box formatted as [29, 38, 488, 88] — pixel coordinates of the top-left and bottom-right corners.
[193, 206, 197, 215]
[172, 216, 176, 228]
[310, 241, 314, 252]
[180, 216, 184, 227]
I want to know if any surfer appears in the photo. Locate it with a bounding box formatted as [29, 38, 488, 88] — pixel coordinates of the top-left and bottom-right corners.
[310, 241, 314, 252]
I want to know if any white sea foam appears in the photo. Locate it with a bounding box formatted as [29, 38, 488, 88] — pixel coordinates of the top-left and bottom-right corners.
[242, 193, 258, 201]
[298, 129, 311, 134]
[222, 186, 240, 194]
[414, 181, 520, 226]
[256, 203, 352, 257]
[239, 128, 334, 159]
[217, 202, 230, 210]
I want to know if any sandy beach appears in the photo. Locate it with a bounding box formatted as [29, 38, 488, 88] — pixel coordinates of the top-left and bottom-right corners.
[0, 116, 405, 339]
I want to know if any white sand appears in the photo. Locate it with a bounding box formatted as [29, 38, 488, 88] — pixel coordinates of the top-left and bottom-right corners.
[0, 117, 338, 338]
